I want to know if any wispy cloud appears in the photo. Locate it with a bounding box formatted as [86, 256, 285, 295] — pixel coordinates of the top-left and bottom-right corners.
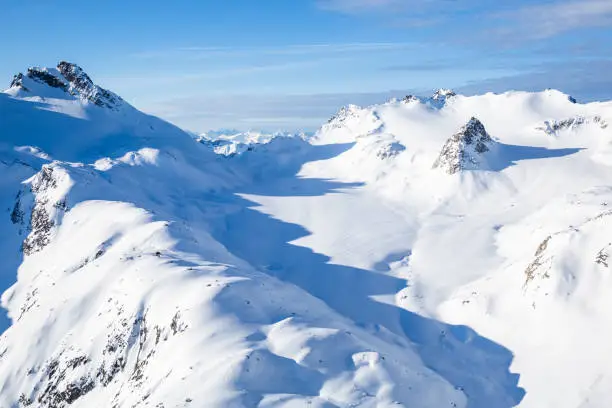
[495, 0, 612, 40]
[99, 58, 343, 90]
[316, 0, 404, 13]
[317, 0, 612, 42]
[131, 42, 419, 60]
[382, 53, 558, 73]
[139, 57, 612, 133]
[138, 89, 424, 133]
[389, 16, 446, 28]
[458, 58, 612, 102]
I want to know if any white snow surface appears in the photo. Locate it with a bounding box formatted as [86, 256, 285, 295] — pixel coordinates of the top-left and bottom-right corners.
[1, 65, 612, 408]
[197, 130, 311, 156]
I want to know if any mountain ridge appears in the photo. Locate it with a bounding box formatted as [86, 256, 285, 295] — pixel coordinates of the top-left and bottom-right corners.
[7, 61, 123, 110]
[1, 61, 612, 407]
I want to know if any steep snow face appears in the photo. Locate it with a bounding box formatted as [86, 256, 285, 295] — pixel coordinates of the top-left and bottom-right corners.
[2, 62, 612, 408]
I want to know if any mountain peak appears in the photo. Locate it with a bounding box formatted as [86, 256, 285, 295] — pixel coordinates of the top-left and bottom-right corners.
[433, 116, 495, 174]
[402, 94, 420, 104]
[329, 104, 362, 120]
[324, 104, 363, 128]
[432, 88, 456, 101]
[7, 61, 123, 109]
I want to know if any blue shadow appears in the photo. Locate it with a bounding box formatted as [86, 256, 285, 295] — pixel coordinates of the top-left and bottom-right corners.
[207, 143, 526, 407]
[0, 94, 526, 404]
[491, 143, 582, 171]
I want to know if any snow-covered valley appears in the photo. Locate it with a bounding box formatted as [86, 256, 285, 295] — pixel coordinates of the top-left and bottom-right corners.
[1, 62, 612, 407]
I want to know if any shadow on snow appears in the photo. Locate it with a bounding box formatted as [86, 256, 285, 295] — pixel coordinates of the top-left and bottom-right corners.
[209, 143, 526, 407]
[0, 95, 527, 405]
[491, 143, 582, 171]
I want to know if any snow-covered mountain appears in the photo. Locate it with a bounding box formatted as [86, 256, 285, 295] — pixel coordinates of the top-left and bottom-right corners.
[197, 130, 311, 157]
[1, 62, 612, 408]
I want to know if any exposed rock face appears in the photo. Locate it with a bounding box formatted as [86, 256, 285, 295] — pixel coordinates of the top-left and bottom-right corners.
[402, 95, 419, 104]
[523, 210, 612, 289]
[21, 165, 69, 256]
[56, 61, 121, 108]
[539, 116, 608, 135]
[433, 117, 494, 174]
[9, 62, 122, 109]
[26, 68, 69, 92]
[524, 236, 553, 286]
[326, 105, 363, 129]
[426, 89, 457, 109]
[596, 246, 610, 268]
[10, 191, 25, 226]
[16, 304, 190, 408]
[432, 89, 456, 101]
[10, 73, 26, 90]
[376, 141, 406, 159]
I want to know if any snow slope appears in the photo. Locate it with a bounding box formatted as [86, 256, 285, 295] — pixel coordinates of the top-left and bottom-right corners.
[1, 63, 611, 407]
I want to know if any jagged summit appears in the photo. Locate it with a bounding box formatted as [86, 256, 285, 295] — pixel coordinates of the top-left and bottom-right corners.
[318, 104, 372, 135]
[1, 61, 203, 162]
[432, 88, 457, 101]
[314, 103, 384, 144]
[7, 61, 123, 109]
[326, 104, 362, 125]
[402, 94, 420, 104]
[538, 115, 608, 135]
[197, 129, 311, 156]
[433, 117, 495, 174]
[425, 88, 457, 108]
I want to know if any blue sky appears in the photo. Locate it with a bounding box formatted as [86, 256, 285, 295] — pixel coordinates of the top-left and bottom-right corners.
[1, 0, 611, 131]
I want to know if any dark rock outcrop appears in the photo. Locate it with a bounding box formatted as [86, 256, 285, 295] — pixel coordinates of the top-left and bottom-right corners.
[539, 116, 608, 135]
[18, 305, 190, 408]
[326, 105, 361, 126]
[57, 61, 122, 108]
[402, 95, 419, 104]
[10, 73, 27, 91]
[432, 89, 456, 101]
[433, 117, 495, 174]
[9, 62, 123, 109]
[26, 68, 68, 91]
[376, 141, 406, 159]
[22, 166, 63, 256]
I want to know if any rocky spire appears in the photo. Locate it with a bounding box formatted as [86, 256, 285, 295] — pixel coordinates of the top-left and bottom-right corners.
[433, 117, 495, 174]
